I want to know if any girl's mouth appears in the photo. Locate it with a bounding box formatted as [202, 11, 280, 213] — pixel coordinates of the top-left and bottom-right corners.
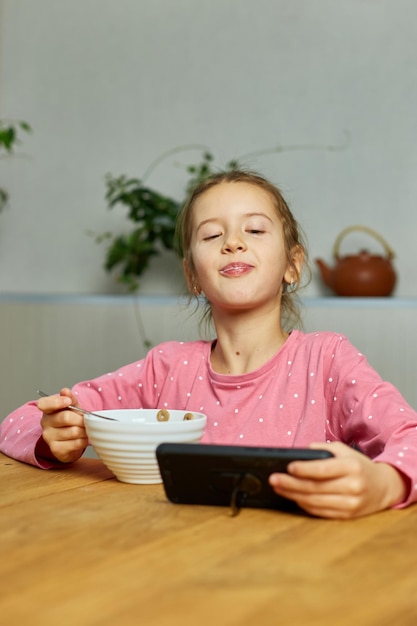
[219, 263, 254, 277]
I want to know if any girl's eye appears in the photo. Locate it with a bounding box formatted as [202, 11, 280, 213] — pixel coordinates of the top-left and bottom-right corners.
[202, 233, 221, 241]
[245, 220, 269, 235]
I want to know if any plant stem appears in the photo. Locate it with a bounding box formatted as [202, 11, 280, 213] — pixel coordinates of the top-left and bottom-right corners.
[141, 144, 210, 183]
[236, 131, 350, 163]
[132, 297, 152, 350]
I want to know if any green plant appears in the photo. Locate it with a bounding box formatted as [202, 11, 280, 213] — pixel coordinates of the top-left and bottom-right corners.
[99, 150, 238, 292]
[0, 119, 32, 211]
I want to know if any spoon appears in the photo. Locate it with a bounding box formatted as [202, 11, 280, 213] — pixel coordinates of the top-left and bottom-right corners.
[37, 390, 118, 421]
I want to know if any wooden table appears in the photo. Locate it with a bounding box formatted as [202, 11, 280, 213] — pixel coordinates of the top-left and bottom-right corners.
[1, 452, 417, 626]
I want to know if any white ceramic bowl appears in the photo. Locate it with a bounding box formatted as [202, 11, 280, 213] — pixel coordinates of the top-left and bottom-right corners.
[84, 408, 207, 484]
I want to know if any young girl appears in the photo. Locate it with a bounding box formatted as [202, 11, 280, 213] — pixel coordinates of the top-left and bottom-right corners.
[1, 170, 417, 519]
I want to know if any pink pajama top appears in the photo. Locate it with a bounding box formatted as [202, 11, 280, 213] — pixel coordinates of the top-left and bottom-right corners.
[2, 330, 417, 507]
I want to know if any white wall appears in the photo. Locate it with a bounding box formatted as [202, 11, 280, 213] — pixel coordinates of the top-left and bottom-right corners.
[1, 0, 417, 297]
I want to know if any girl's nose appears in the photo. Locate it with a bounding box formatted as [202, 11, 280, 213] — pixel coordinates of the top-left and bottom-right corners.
[222, 233, 247, 253]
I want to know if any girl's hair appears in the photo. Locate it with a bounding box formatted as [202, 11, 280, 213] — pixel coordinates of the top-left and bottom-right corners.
[175, 169, 310, 331]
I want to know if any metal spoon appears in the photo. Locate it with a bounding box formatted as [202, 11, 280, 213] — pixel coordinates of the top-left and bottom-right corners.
[37, 390, 118, 421]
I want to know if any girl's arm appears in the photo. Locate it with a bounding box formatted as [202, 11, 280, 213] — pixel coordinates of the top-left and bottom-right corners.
[0, 349, 161, 468]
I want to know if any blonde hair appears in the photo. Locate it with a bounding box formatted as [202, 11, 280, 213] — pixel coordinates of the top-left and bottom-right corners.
[175, 169, 310, 330]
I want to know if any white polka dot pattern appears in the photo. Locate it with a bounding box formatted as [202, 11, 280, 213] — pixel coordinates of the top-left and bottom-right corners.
[1, 330, 417, 507]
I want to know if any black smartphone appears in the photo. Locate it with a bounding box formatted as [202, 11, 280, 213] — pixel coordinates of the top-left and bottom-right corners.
[156, 443, 333, 513]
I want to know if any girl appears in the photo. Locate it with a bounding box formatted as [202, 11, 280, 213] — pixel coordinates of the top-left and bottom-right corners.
[1, 170, 417, 519]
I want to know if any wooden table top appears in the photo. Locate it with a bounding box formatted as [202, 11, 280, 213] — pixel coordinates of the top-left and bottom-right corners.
[1, 451, 417, 625]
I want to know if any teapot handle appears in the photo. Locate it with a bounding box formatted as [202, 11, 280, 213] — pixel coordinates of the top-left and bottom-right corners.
[332, 225, 396, 260]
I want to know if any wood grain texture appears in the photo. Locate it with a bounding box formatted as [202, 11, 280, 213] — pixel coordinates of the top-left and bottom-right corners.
[1, 452, 417, 625]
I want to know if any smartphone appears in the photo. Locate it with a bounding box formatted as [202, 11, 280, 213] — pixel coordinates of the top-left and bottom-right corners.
[156, 443, 333, 513]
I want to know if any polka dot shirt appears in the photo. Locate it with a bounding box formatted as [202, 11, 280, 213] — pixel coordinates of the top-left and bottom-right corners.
[2, 330, 417, 507]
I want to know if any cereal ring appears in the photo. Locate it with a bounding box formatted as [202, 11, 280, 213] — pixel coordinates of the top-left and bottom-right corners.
[183, 412, 194, 421]
[156, 409, 170, 422]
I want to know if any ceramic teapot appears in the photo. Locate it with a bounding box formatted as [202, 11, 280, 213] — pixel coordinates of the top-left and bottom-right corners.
[315, 225, 396, 297]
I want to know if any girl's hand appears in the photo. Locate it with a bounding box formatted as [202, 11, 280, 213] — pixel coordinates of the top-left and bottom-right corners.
[37, 387, 88, 464]
[269, 441, 408, 519]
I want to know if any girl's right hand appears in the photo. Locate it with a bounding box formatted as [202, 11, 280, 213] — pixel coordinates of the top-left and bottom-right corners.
[37, 387, 88, 464]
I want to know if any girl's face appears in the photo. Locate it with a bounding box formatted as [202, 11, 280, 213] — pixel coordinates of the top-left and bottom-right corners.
[184, 181, 301, 314]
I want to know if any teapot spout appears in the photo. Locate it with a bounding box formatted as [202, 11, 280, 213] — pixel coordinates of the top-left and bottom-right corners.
[315, 258, 334, 289]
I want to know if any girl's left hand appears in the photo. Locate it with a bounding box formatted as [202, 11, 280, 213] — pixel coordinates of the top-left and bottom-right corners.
[268, 441, 408, 519]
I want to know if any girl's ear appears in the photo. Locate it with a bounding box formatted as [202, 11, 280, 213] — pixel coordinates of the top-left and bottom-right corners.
[284, 245, 304, 285]
[183, 259, 201, 295]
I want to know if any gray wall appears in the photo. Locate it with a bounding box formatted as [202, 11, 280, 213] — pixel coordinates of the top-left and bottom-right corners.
[1, 0, 417, 297]
[1, 295, 416, 419]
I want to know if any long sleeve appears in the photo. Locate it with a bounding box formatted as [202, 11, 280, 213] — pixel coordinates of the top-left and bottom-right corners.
[2, 333, 417, 510]
[0, 400, 62, 468]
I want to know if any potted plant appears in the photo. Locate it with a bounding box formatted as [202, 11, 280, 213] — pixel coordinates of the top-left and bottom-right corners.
[97, 150, 239, 292]
[0, 119, 32, 211]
